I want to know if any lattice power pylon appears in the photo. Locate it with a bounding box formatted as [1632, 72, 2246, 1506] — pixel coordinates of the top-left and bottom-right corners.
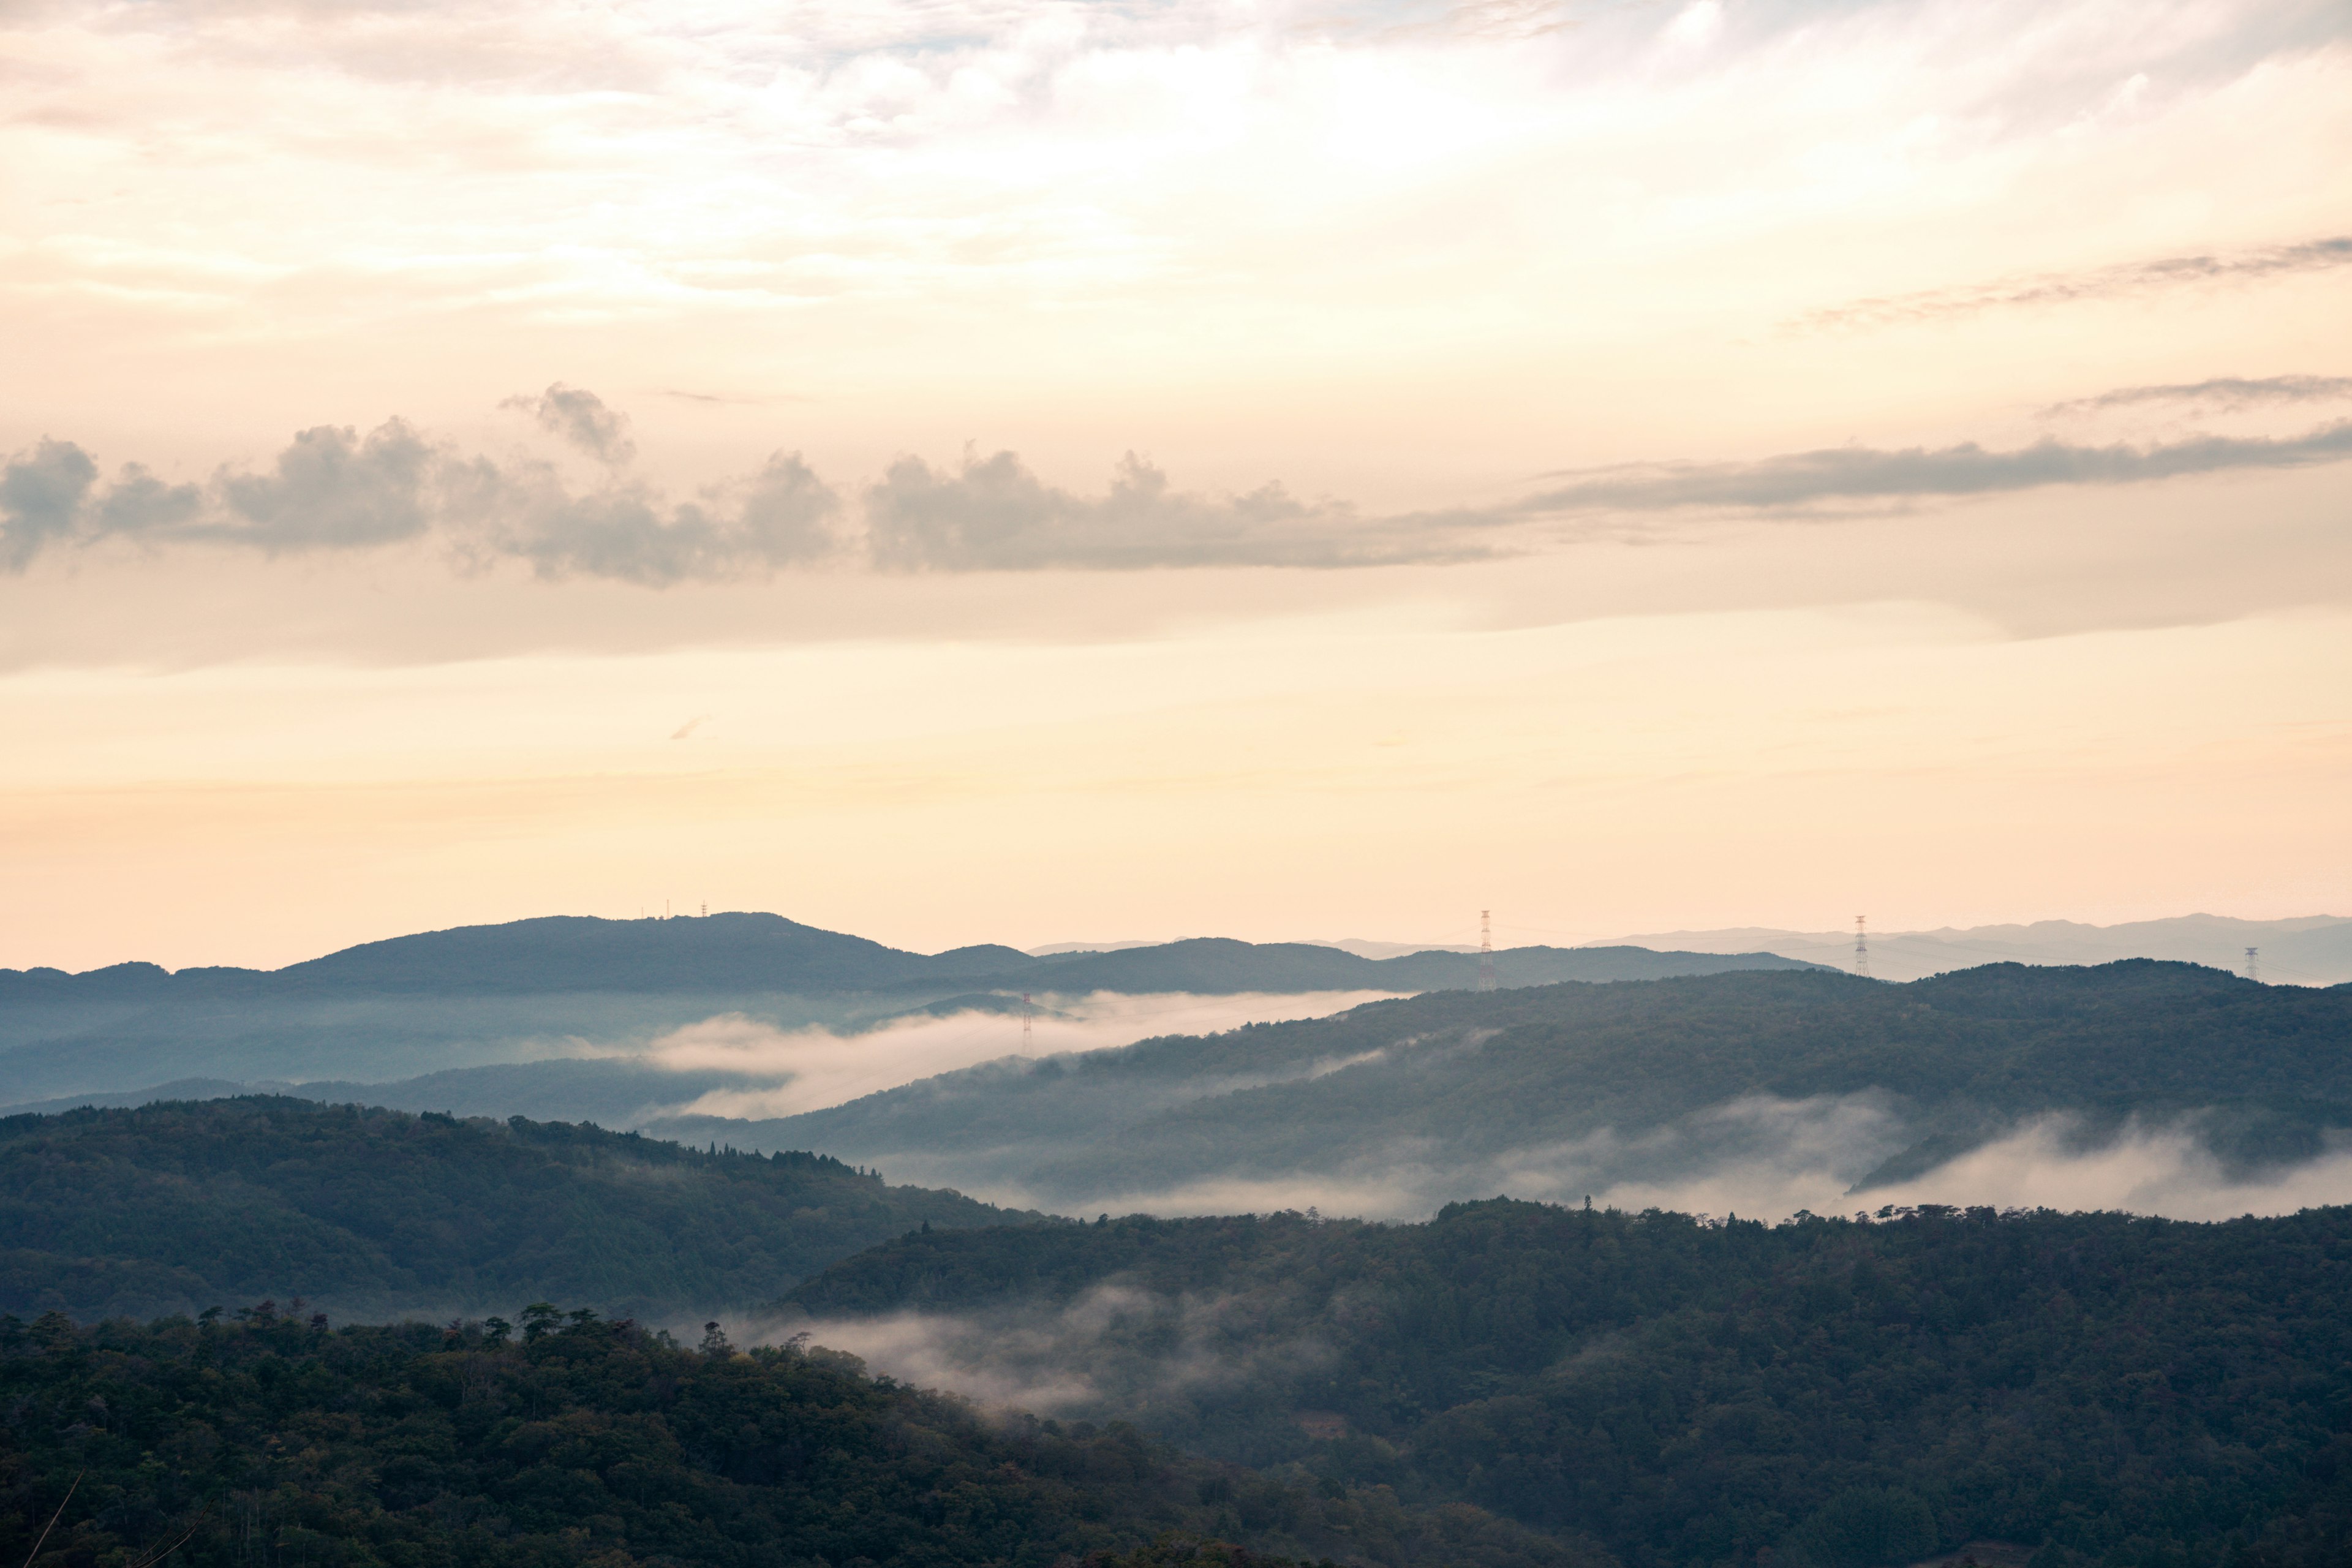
[1478, 911, 1498, 992]
[1854, 915, 1871, 979]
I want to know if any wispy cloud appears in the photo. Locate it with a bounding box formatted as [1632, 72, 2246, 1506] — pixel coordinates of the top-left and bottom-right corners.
[2038, 374, 2352, 418]
[1791, 235, 2352, 335]
[1521, 420, 2352, 514]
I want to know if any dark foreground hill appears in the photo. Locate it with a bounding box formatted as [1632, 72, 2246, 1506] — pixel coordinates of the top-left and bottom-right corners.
[709, 959, 2352, 1210]
[0, 1311, 1590, 1568]
[0, 1098, 1044, 1322]
[783, 1199, 2352, 1568]
[0, 913, 1811, 1104]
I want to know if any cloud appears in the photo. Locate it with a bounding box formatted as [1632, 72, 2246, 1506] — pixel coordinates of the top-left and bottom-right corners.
[216, 420, 441, 549]
[2039, 374, 2352, 418]
[0, 439, 99, 571]
[503, 383, 636, 464]
[1520, 420, 2352, 514]
[466, 451, 843, 584]
[1792, 235, 2352, 334]
[10, 382, 2351, 580]
[865, 449, 1500, 570]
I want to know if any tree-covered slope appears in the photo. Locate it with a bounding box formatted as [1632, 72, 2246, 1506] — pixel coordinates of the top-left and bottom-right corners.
[706, 960, 2352, 1209]
[782, 1199, 2352, 1568]
[0, 1098, 1046, 1322]
[0, 1310, 1591, 1568]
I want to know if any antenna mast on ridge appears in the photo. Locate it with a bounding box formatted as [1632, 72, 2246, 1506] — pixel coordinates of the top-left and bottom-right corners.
[1853, 915, 1871, 979]
[2245, 947, 2260, 984]
[1477, 911, 1497, 992]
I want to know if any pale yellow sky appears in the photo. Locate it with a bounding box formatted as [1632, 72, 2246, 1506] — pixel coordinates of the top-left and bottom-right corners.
[2, 0, 2348, 970]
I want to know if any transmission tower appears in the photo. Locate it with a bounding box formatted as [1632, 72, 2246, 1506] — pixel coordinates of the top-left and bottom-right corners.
[1853, 914, 1871, 979]
[1022, 993, 1034, 1050]
[2245, 947, 2260, 984]
[1477, 911, 1497, 992]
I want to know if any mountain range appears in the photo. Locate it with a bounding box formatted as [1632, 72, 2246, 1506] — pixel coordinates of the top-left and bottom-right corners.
[1608, 912, 2352, 984]
[0, 912, 1812, 1109]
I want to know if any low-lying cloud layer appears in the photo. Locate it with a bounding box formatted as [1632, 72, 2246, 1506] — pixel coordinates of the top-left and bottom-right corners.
[635, 989, 1406, 1120]
[975, 1097, 2352, 1227]
[9, 375, 2352, 579]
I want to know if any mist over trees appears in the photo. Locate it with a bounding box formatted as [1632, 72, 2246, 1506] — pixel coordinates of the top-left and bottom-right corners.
[720, 960, 2352, 1213]
[0, 1309, 1587, 1568]
[784, 1199, 2352, 1568]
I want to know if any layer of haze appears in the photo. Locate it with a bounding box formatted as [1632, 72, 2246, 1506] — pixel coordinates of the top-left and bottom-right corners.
[637, 989, 1406, 1118]
[2, 0, 2349, 969]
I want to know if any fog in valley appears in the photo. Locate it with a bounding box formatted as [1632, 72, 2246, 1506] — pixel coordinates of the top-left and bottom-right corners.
[634, 989, 1407, 1120]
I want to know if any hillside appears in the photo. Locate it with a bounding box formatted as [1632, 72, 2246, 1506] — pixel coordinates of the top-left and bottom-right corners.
[0, 1098, 1044, 1322]
[701, 960, 2352, 1213]
[0, 1310, 1589, 1568]
[780, 1199, 2352, 1568]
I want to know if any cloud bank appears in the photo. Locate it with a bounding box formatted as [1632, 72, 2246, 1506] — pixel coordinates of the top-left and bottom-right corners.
[866, 450, 1496, 571]
[11, 382, 2352, 579]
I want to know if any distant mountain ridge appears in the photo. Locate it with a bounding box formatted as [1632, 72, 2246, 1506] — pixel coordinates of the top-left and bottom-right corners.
[0, 913, 1819, 1111]
[0, 911, 1819, 1001]
[1606, 911, 2352, 984]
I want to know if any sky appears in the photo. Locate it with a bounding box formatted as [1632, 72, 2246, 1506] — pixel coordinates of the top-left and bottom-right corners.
[2, 0, 2349, 971]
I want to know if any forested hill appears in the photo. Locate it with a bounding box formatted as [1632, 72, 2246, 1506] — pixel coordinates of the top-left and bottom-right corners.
[782, 1200, 2352, 1568]
[707, 959, 2352, 1210]
[0, 1098, 1050, 1322]
[0, 1310, 1591, 1568]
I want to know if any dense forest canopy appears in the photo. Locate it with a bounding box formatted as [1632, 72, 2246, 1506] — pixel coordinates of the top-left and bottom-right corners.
[0, 1098, 1038, 1322]
[784, 1198, 2352, 1568]
[0, 1309, 1586, 1568]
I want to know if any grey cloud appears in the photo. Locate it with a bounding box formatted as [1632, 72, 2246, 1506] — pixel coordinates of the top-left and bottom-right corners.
[504, 383, 636, 464]
[1521, 419, 2352, 514]
[1792, 235, 2352, 334]
[2040, 374, 2352, 418]
[217, 420, 441, 549]
[866, 448, 1495, 571]
[94, 464, 205, 536]
[0, 410, 841, 584]
[0, 439, 99, 571]
[477, 451, 842, 586]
